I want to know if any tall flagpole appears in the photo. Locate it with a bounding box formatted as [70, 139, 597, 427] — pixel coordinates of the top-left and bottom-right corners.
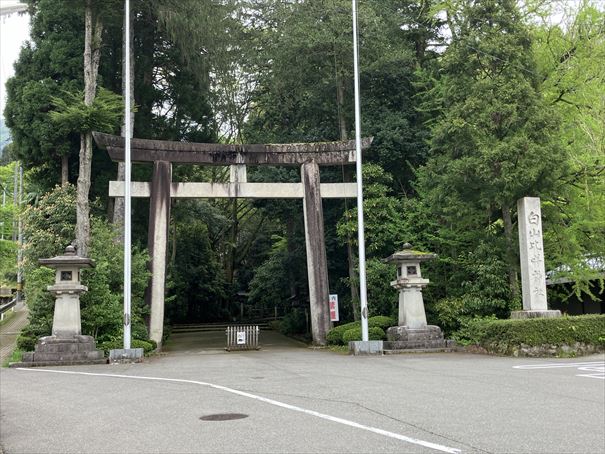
[123, 0, 132, 350]
[352, 0, 369, 342]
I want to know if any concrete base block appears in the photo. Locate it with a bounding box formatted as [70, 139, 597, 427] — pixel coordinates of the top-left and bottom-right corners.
[109, 348, 145, 363]
[510, 310, 562, 319]
[348, 340, 383, 356]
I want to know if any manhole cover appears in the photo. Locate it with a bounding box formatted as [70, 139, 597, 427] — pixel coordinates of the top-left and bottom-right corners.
[200, 413, 249, 421]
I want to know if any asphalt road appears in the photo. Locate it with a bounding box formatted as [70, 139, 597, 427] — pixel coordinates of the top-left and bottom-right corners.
[1, 336, 603, 454]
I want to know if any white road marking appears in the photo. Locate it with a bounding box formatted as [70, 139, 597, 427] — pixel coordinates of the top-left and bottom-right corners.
[16, 367, 461, 454]
[513, 361, 605, 380]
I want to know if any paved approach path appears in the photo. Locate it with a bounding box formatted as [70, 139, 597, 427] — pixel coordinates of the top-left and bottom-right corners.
[162, 327, 308, 354]
[1, 346, 603, 454]
[0, 305, 28, 364]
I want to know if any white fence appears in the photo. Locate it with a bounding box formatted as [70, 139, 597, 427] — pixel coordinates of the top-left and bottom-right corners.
[226, 325, 260, 351]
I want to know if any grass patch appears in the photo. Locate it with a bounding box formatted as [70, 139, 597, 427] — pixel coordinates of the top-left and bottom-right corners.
[0, 310, 16, 327]
[2, 348, 22, 367]
[327, 345, 349, 354]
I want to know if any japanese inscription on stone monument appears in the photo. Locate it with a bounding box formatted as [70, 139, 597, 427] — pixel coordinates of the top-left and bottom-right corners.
[518, 197, 548, 311]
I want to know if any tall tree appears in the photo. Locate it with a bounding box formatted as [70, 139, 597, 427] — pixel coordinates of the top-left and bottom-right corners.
[415, 0, 567, 301]
[531, 1, 605, 289]
[4, 0, 84, 186]
[75, 0, 104, 257]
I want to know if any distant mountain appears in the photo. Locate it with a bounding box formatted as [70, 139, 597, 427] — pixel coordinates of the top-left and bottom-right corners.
[0, 118, 12, 161]
[0, 117, 11, 148]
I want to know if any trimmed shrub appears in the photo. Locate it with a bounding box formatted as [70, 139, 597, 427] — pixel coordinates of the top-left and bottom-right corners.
[327, 321, 358, 345]
[98, 339, 156, 355]
[342, 326, 385, 343]
[16, 334, 37, 352]
[327, 316, 396, 345]
[368, 315, 396, 330]
[435, 296, 512, 336]
[461, 315, 605, 355]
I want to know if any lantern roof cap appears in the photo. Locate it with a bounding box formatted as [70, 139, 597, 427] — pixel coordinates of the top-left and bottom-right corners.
[39, 245, 95, 269]
[384, 243, 437, 263]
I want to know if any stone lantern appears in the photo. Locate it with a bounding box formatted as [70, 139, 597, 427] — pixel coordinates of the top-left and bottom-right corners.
[383, 244, 447, 350]
[18, 245, 106, 366]
[41, 245, 93, 337]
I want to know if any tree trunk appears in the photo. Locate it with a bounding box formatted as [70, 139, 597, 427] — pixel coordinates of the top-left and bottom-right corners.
[502, 204, 519, 300]
[76, 0, 102, 257]
[225, 200, 238, 284]
[336, 69, 359, 320]
[113, 3, 135, 233]
[61, 155, 69, 184]
[336, 70, 348, 142]
[286, 217, 298, 300]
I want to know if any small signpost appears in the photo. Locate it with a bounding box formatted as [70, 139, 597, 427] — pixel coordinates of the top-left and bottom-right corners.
[329, 294, 339, 322]
[237, 331, 246, 345]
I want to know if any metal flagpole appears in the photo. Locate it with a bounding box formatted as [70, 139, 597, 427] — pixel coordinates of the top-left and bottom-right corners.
[352, 0, 369, 342]
[123, 0, 132, 350]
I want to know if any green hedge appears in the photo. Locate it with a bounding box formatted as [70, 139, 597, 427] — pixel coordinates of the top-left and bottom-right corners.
[327, 316, 395, 345]
[462, 315, 605, 353]
[342, 326, 385, 343]
[98, 339, 157, 355]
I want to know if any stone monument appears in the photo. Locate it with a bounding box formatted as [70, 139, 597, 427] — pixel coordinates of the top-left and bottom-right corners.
[512, 197, 561, 319]
[16, 245, 106, 366]
[383, 244, 448, 351]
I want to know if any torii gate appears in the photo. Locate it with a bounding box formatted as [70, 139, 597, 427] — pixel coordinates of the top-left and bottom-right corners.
[93, 132, 372, 347]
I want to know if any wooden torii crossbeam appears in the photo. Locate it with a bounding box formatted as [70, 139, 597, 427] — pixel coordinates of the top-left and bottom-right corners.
[94, 132, 372, 347]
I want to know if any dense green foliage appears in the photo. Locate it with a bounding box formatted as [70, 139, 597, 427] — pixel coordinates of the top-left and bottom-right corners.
[16, 185, 150, 351]
[457, 315, 605, 353]
[3, 0, 603, 346]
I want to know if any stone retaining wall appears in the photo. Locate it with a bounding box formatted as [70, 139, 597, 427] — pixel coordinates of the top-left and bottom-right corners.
[464, 342, 604, 358]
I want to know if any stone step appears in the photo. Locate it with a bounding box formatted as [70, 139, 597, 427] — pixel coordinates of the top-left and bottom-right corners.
[383, 347, 457, 355]
[10, 358, 108, 368]
[172, 323, 270, 333]
[35, 342, 96, 354]
[384, 340, 447, 350]
[24, 350, 104, 362]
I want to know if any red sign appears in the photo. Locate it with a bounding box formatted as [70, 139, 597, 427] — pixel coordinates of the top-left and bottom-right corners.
[329, 294, 339, 322]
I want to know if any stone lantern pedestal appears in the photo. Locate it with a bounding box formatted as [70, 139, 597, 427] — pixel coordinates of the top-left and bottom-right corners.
[383, 244, 450, 352]
[15, 245, 106, 367]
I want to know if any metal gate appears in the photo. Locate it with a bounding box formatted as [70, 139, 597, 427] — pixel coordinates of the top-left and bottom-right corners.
[225, 325, 260, 351]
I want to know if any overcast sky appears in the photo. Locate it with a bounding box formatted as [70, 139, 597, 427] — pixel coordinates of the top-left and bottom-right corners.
[0, 5, 30, 120]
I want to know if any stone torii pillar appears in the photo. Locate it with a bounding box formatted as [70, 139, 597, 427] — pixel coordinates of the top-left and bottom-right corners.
[302, 159, 331, 344]
[146, 161, 172, 346]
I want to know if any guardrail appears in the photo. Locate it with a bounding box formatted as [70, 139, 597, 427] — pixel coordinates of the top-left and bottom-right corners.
[0, 298, 17, 321]
[225, 325, 260, 351]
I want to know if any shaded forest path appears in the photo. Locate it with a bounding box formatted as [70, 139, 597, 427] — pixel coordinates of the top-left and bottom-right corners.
[0, 305, 28, 364]
[162, 323, 307, 355]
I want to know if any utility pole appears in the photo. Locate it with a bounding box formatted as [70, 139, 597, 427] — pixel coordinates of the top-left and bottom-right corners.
[123, 0, 132, 350]
[352, 0, 369, 341]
